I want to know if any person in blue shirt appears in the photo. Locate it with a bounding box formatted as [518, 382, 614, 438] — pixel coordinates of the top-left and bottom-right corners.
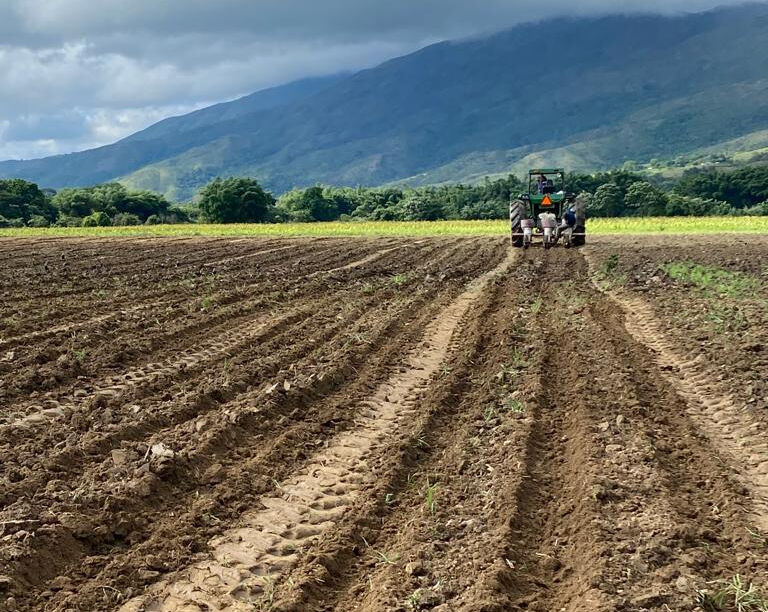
[560, 205, 577, 247]
[563, 206, 576, 228]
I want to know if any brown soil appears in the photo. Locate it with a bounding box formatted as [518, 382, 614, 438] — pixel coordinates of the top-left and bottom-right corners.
[1, 236, 767, 612]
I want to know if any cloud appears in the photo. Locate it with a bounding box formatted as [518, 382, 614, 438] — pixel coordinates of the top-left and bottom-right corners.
[11, 0, 756, 42]
[0, 0, 761, 160]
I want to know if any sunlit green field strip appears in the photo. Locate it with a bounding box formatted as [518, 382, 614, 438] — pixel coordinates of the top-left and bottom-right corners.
[1, 217, 767, 238]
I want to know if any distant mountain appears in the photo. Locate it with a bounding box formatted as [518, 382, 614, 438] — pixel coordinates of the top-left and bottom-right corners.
[0, 74, 344, 194]
[2, 4, 768, 199]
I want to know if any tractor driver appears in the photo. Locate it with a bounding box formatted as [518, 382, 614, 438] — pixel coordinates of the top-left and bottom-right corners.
[537, 174, 548, 194]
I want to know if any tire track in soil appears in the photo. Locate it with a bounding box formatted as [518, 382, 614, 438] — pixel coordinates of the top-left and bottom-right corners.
[0, 303, 148, 349]
[295, 256, 539, 612]
[0, 238, 417, 351]
[0, 240, 417, 409]
[584, 251, 768, 532]
[0, 281, 394, 509]
[200, 243, 297, 268]
[0, 239, 335, 335]
[0, 238, 343, 317]
[0, 239, 504, 609]
[483, 250, 768, 611]
[2, 239, 445, 424]
[40, 277, 470, 612]
[0, 239, 253, 297]
[0, 288, 408, 608]
[0, 296, 329, 513]
[0, 239, 461, 480]
[1, 285, 423, 606]
[5, 304, 312, 428]
[115, 249, 518, 612]
[578, 293, 768, 610]
[1, 236, 260, 277]
[307, 244, 407, 277]
[0, 241, 282, 345]
[324, 249, 768, 612]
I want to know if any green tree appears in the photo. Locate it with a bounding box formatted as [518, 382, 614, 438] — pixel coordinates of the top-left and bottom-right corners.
[52, 183, 169, 222]
[277, 186, 341, 222]
[400, 193, 444, 221]
[665, 194, 730, 216]
[624, 182, 668, 216]
[592, 183, 624, 217]
[0, 178, 55, 222]
[52, 188, 98, 218]
[675, 167, 768, 209]
[741, 200, 768, 216]
[119, 190, 170, 219]
[27, 215, 50, 228]
[198, 177, 275, 223]
[54, 215, 83, 228]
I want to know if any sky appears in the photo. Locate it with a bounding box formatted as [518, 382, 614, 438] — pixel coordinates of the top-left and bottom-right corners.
[0, 0, 756, 160]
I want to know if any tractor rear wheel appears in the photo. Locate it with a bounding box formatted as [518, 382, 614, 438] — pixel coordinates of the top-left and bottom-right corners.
[573, 196, 587, 247]
[509, 200, 525, 248]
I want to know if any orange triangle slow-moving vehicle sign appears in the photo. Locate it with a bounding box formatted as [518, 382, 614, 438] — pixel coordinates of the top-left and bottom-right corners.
[541, 195, 553, 207]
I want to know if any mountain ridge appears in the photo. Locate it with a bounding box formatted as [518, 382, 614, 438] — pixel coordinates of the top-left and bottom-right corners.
[2, 3, 768, 198]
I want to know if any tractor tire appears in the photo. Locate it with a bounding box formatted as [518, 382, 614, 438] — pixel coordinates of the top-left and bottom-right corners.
[509, 200, 525, 248]
[573, 196, 587, 247]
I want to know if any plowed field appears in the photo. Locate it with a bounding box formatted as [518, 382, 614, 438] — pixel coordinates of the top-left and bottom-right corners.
[1, 235, 767, 612]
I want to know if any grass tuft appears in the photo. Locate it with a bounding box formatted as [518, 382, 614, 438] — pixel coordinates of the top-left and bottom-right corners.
[425, 480, 438, 514]
[697, 575, 768, 612]
[662, 262, 761, 298]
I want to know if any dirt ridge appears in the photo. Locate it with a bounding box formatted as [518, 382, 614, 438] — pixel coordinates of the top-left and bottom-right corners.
[584, 251, 768, 531]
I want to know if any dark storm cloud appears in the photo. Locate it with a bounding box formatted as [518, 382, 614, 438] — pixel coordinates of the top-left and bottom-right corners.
[0, 0, 759, 159]
[14, 0, 756, 42]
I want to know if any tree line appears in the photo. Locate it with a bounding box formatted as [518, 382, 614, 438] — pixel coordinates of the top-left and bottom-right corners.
[2, 166, 767, 227]
[0, 181, 191, 228]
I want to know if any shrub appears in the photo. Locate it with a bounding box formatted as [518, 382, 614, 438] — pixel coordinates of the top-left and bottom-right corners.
[27, 215, 50, 228]
[665, 194, 730, 216]
[112, 212, 142, 226]
[82, 211, 113, 227]
[0, 216, 25, 228]
[744, 200, 768, 216]
[54, 215, 83, 227]
[163, 206, 193, 224]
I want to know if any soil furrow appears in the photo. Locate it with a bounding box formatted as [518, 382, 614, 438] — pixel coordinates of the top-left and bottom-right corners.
[0, 241, 418, 405]
[113, 249, 517, 611]
[2, 240, 503, 610]
[40, 284, 453, 612]
[288, 252, 536, 612]
[3, 236, 765, 612]
[584, 252, 768, 531]
[2, 289, 404, 606]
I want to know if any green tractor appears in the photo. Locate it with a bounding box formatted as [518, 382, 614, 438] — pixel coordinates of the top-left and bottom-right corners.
[509, 169, 586, 249]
